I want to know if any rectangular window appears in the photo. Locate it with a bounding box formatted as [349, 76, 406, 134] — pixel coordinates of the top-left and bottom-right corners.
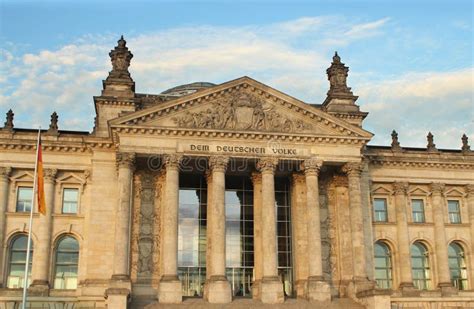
[411, 199, 425, 223]
[16, 187, 33, 212]
[62, 188, 79, 214]
[447, 200, 461, 224]
[373, 198, 388, 222]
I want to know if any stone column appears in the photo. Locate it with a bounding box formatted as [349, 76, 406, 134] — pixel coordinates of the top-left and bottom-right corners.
[31, 168, 57, 293]
[302, 158, 331, 301]
[342, 162, 372, 293]
[204, 156, 231, 303]
[256, 158, 284, 304]
[251, 172, 263, 299]
[158, 154, 182, 303]
[112, 153, 135, 279]
[0, 167, 11, 288]
[392, 182, 417, 294]
[431, 183, 456, 295]
[466, 185, 474, 287]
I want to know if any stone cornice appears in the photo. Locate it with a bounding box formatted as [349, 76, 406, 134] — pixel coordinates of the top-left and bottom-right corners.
[368, 158, 474, 170]
[111, 125, 368, 146]
[0, 137, 115, 153]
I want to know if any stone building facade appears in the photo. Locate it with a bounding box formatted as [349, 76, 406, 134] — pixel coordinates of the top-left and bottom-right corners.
[0, 37, 473, 308]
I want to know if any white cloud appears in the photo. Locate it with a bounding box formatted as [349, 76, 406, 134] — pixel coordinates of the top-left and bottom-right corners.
[0, 16, 471, 149]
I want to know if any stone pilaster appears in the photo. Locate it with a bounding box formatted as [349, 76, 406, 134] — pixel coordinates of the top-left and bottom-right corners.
[342, 162, 373, 294]
[158, 154, 182, 303]
[466, 184, 474, 288]
[302, 158, 331, 302]
[256, 157, 284, 304]
[31, 168, 57, 294]
[251, 172, 263, 300]
[430, 183, 456, 295]
[0, 167, 11, 287]
[204, 156, 231, 303]
[392, 182, 417, 295]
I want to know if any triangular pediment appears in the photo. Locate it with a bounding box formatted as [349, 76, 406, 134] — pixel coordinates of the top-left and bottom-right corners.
[110, 77, 373, 139]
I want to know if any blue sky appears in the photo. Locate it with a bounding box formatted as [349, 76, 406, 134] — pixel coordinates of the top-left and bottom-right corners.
[1, 0, 472, 148]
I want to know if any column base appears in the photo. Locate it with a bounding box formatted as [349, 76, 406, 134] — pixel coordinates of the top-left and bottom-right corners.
[203, 276, 232, 303]
[398, 282, 420, 296]
[28, 280, 50, 296]
[438, 282, 458, 296]
[252, 279, 261, 300]
[348, 277, 375, 298]
[106, 288, 130, 309]
[307, 276, 331, 302]
[259, 276, 284, 304]
[158, 275, 182, 304]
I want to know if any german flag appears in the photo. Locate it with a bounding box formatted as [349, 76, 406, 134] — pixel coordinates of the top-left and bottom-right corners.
[36, 135, 46, 215]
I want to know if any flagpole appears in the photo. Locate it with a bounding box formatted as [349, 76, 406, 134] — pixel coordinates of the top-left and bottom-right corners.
[21, 128, 41, 309]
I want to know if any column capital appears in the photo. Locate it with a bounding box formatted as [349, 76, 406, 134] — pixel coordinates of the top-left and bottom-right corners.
[208, 156, 229, 173]
[162, 153, 182, 170]
[256, 157, 278, 174]
[301, 157, 322, 176]
[116, 152, 136, 170]
[393, 181, 409, 195]
[43, 168, 58, 183]
[430, 182, 445, 195]
[341, 162, 363, 178]
[465, 184, 474, 196]
[0, 166, 12, 180]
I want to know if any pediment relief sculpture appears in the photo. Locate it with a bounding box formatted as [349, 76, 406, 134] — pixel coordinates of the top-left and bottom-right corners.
[171, 92, 313, 133]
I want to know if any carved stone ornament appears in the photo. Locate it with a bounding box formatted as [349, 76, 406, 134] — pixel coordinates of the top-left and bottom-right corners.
[461, 134, 471, 153]
[171, 92, 312, 133]
[109, 35, 133, 77]
[430, 182, 445, 195]
[256, 157, 278, 173]
[0, 166, 12, 179]
[301, 157, 322, 176]
[341, 162, 362, 178]
[162, 154, 182, 170]
[4, 109, 14, 130]
[208, 156, 229, 173]
[48, 112, 59, 133]
[466, 184, 474, 196]
[391, 130, 401, 151]
[392, 181, 408, 195]
[116, 152, 136, 169]
[427, 132, 437, 152]
[43, 168, 58, 182]
[326, 52, 351, 95]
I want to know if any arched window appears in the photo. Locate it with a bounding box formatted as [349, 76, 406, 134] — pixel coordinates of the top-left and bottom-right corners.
[374, 241, 392, 289]
[53, 236, 79, 289]
[411, 242, 431, 290]
[7, 235, 33, 288]
[448, 242, 468, 290]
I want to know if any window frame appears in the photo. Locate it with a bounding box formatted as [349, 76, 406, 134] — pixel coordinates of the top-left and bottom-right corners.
[373, 197, 388, 222]
[52, 235, 80, 290]
[448, 242, 468, 290]
[411, 198, 426, 223]
[447, 200, 462, 224]
[6, 234, 33, 289]
[411, 242, 431, 290]
[374, 241, 393, 289]
[61, 188, 80, 214]
[15, 186, 33, 213]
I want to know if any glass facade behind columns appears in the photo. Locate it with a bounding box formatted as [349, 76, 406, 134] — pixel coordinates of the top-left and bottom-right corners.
[177, 174, 207, 297]
[225, 175, 254, 297]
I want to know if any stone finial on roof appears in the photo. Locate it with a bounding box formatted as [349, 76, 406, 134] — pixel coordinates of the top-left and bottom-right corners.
[3, 109, 14, 130]
[48, 111, 59, 135]
[326, 51, 351, 95]
[391, 130, 401, 151]
[427, 132, 437, 152]
[109, 35, 133, 76]
[461, 134, 471, 153]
